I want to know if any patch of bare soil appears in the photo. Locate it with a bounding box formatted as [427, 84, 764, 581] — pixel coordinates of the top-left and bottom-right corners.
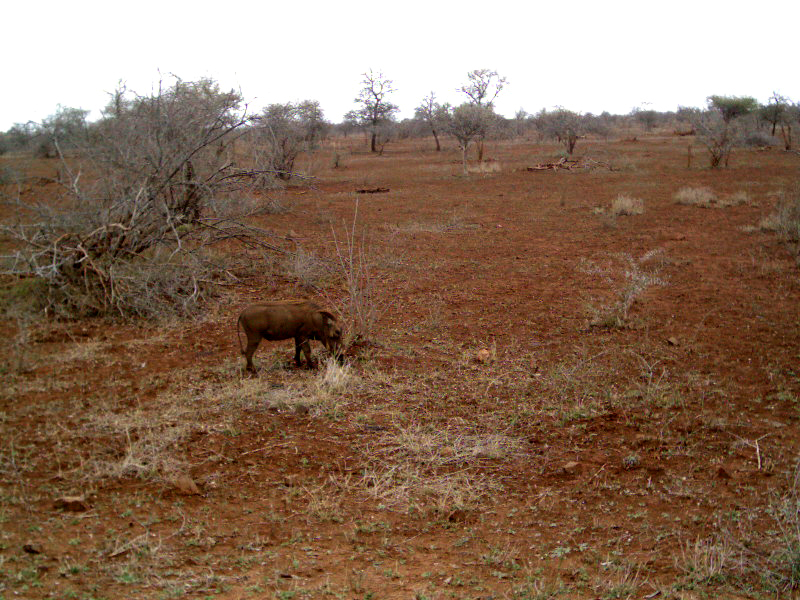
[2, 137, 800, 599]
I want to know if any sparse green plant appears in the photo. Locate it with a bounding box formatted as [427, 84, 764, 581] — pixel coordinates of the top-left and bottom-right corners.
[678, 537, 732, 586]
[303, 484, 344, 523]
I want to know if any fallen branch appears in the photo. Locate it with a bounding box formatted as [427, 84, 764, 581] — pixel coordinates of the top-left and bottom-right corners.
[355, 187, 390, 194]
[525, 157, 580, 171]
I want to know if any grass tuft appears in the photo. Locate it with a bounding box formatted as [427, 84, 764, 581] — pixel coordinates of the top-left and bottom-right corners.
[609, 194, 644, 216]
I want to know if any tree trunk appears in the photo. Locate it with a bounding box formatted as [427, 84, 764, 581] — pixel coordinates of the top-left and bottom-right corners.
[461, 143, 469, 175]
[781, 125, 792, 150]
[370, 131, 377, 153]
[477, 140, 484, 162]
[567, 135, 577, 155]
[433, 130, 441, 151]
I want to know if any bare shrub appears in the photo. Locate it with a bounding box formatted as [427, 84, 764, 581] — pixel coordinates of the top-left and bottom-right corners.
[330, 199, 382, 344]
[0, 77, 281, 319]
[0, 312, 35, 375]
[674, 186, 717, 207]
[610, 194, 644, 216]
[248, 100, 327, 182]
[685, 97, 757, 168]
[443, 104, 499, 174]
[582, 249, 667, 328]
[760, 187, 800, 244]
[283, 246, 330, 290]
[742, 130, 780, 148]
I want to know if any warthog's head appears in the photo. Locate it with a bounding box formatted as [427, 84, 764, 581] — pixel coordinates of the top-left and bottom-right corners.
[319, 310, 343, 355]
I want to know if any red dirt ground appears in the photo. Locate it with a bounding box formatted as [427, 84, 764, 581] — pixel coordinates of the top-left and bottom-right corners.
[2, 135, 800, 599]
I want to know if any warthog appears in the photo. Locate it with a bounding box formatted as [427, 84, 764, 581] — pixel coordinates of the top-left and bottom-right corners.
[237, 300, 342, 372]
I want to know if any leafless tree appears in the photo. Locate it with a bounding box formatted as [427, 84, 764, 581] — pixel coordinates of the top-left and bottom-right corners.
[442, 103, 497, 174]
[459, 69, 507, 108]
[414, 93, 449, 151]
[630, 107, 659, 133]
[458, 69, 507, 161]
[347, 70, 398, 153]
[761, 93, 788, 136]
[250, 100, 328, 181]
[536, 108, 586, 155]
[760, 93, 798, 150]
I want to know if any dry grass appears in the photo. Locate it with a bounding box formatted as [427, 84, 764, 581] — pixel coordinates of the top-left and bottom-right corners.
[466, 160, 501, 175]
[314, 356, 356, 395]
[355, 424, 518, 514]
[678, 537, 733, 586]
[719, 190, 752, 207]
[387, 211, 478, 235]
[84, 405, 214, 481]
[360, 463, 502, 514]
[674, 186, 717, 207]
[376, 424, 521, 467]
[303, 483, 345, 523]
[675, 187, 752, 209]
[609, 194, 644, 216]
[760, 187, 800, 244]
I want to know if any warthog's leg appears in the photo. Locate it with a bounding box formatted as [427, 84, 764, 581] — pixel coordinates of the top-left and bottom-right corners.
[294, 337, 314, 368]
[243, 333, 261, 373]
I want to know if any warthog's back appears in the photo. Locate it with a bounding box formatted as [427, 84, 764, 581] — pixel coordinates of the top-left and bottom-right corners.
[238, 299, 321, 340]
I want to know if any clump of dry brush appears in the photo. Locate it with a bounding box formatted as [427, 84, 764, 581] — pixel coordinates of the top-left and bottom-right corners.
[0, 78, 285, 319]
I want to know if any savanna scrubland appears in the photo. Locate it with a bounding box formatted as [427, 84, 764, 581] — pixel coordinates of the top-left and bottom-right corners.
[2, 78, 800, 599]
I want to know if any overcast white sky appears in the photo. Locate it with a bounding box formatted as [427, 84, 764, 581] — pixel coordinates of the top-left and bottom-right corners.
[3, 0, 798, 131]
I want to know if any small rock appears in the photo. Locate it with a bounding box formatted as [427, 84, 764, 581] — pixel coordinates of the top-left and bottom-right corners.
[562, 461, 581, 475]
[475, 348, 493, 363]
[53, 496, 89, 512]
[23, 543, 43, 555]
[716, 466, 732, 480]
[667, 337, 680, 346]
[171, 473, 201, 496]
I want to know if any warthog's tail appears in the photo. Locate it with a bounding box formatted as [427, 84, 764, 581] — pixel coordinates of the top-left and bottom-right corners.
[236, 316, 245, 355]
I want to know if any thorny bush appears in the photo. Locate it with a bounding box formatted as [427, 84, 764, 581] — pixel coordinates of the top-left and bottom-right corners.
[0, 77, 282, 319]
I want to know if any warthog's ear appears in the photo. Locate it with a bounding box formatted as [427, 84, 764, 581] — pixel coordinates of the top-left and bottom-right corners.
[319, 310, 337, 324]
